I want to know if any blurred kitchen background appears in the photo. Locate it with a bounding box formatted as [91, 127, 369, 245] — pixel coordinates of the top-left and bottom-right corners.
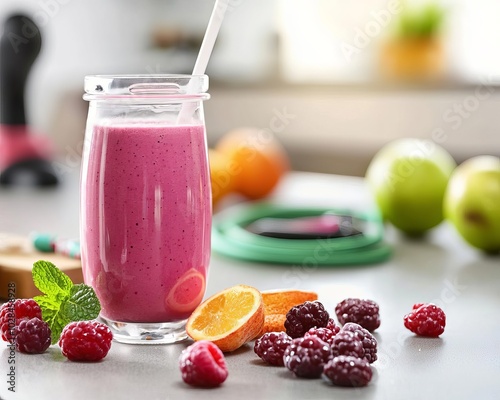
[1, 0, 499, 176]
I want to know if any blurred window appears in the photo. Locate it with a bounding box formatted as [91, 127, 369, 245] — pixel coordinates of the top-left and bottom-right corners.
[278, 0, 500, 84]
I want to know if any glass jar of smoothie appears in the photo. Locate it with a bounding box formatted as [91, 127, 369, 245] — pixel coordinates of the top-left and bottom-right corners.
[81, 75, 211, 344]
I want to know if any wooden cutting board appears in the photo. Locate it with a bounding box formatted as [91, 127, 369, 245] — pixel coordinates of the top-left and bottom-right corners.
[0, 233, 83, 299]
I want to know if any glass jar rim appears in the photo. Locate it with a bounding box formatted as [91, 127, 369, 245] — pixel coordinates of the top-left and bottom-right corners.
[83, 74, 209, 101]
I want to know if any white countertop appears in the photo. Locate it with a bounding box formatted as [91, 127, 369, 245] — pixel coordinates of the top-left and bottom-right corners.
[0, 171, 499, 400]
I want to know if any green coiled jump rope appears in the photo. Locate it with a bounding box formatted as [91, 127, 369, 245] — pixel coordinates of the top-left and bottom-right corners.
[212, 203, 392, 265]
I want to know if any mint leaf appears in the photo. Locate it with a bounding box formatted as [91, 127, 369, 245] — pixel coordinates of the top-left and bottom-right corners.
[34, 296, 70, 344]
[62, 284, 101, 321]
[32, 260, 102, 344]
[33, 295, 60, 312]
[32, 260, 73, 297]
[41, 305, 70, 345]
[48, 315, 70, 345]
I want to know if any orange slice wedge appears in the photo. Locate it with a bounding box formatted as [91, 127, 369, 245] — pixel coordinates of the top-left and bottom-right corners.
[261, 289, 318, 334]
[165, 269, 206, 315]
[185, 284, 264, 352]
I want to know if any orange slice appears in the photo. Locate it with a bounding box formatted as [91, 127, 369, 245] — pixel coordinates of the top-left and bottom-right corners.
[260, 289, 318, 334]
[185, 284, 264, 352]
[262, 314, 287, 334]
[262, 289, 318, 315]
[165, 269, 206, 314]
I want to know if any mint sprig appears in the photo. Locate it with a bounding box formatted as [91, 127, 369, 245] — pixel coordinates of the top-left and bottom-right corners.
[32, 260, 101, 344]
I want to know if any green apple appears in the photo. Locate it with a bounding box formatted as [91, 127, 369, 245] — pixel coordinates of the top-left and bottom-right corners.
[444, 155, 500, 253]
[366, 138, 456, 235]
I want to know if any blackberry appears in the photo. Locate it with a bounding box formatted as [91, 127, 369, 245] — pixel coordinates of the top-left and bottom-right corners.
[323, 356, 372, 387]
[331, 331, 364, 359]
[15, 317, 51, 354]
[285, 301, 329, 338]
[283, 336, 332, 378]
[335, 298, 380, 332]
[304, 327, 336, 346]
[254, 332, 292, 366]
[342, 322, 377, 363]
[404, 303, 446, 337]
[326, 318, 341, 335]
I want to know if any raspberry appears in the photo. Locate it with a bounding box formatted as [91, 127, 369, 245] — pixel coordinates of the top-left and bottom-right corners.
[331, 331, 364, 359]
[341, 323, 377, 363]
[284, 301, 329, 338]
[323, 356, 372, 387]
[335, 298, 380, 332]
[179, 341, 228, 387]
[59, 321, 113, 362]
[283, 336, 332, 378]
[404, 303, 446, 337]
[15, 317, 51, 354]
[254, 332, 292, 366]
[304, 327, 336, 346]
[326, 318, 341, 335]
[0, 299, 42, 343]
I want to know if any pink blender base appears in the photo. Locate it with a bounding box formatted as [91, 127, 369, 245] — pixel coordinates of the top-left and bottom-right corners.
[0, 125, 53, 169]
[0, 125, 58, 186]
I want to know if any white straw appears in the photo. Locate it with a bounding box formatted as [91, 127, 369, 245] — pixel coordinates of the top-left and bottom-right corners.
[178, 0, 230, 123]
[193, 0, 230, 76]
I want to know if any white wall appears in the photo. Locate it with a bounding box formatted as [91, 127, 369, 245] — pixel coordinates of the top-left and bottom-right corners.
[0, 0, 276, 135]
[1, 0, 154, 132]
[277, 0, 500, 83]
[2, 1, 498, 176]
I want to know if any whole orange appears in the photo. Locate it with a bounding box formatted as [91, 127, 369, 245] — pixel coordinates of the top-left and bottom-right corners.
[208, 148, 237, 206]
[215, 128, 289, 200]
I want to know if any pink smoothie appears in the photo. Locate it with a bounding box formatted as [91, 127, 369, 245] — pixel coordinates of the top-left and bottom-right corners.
[81, 124, 211, 323]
